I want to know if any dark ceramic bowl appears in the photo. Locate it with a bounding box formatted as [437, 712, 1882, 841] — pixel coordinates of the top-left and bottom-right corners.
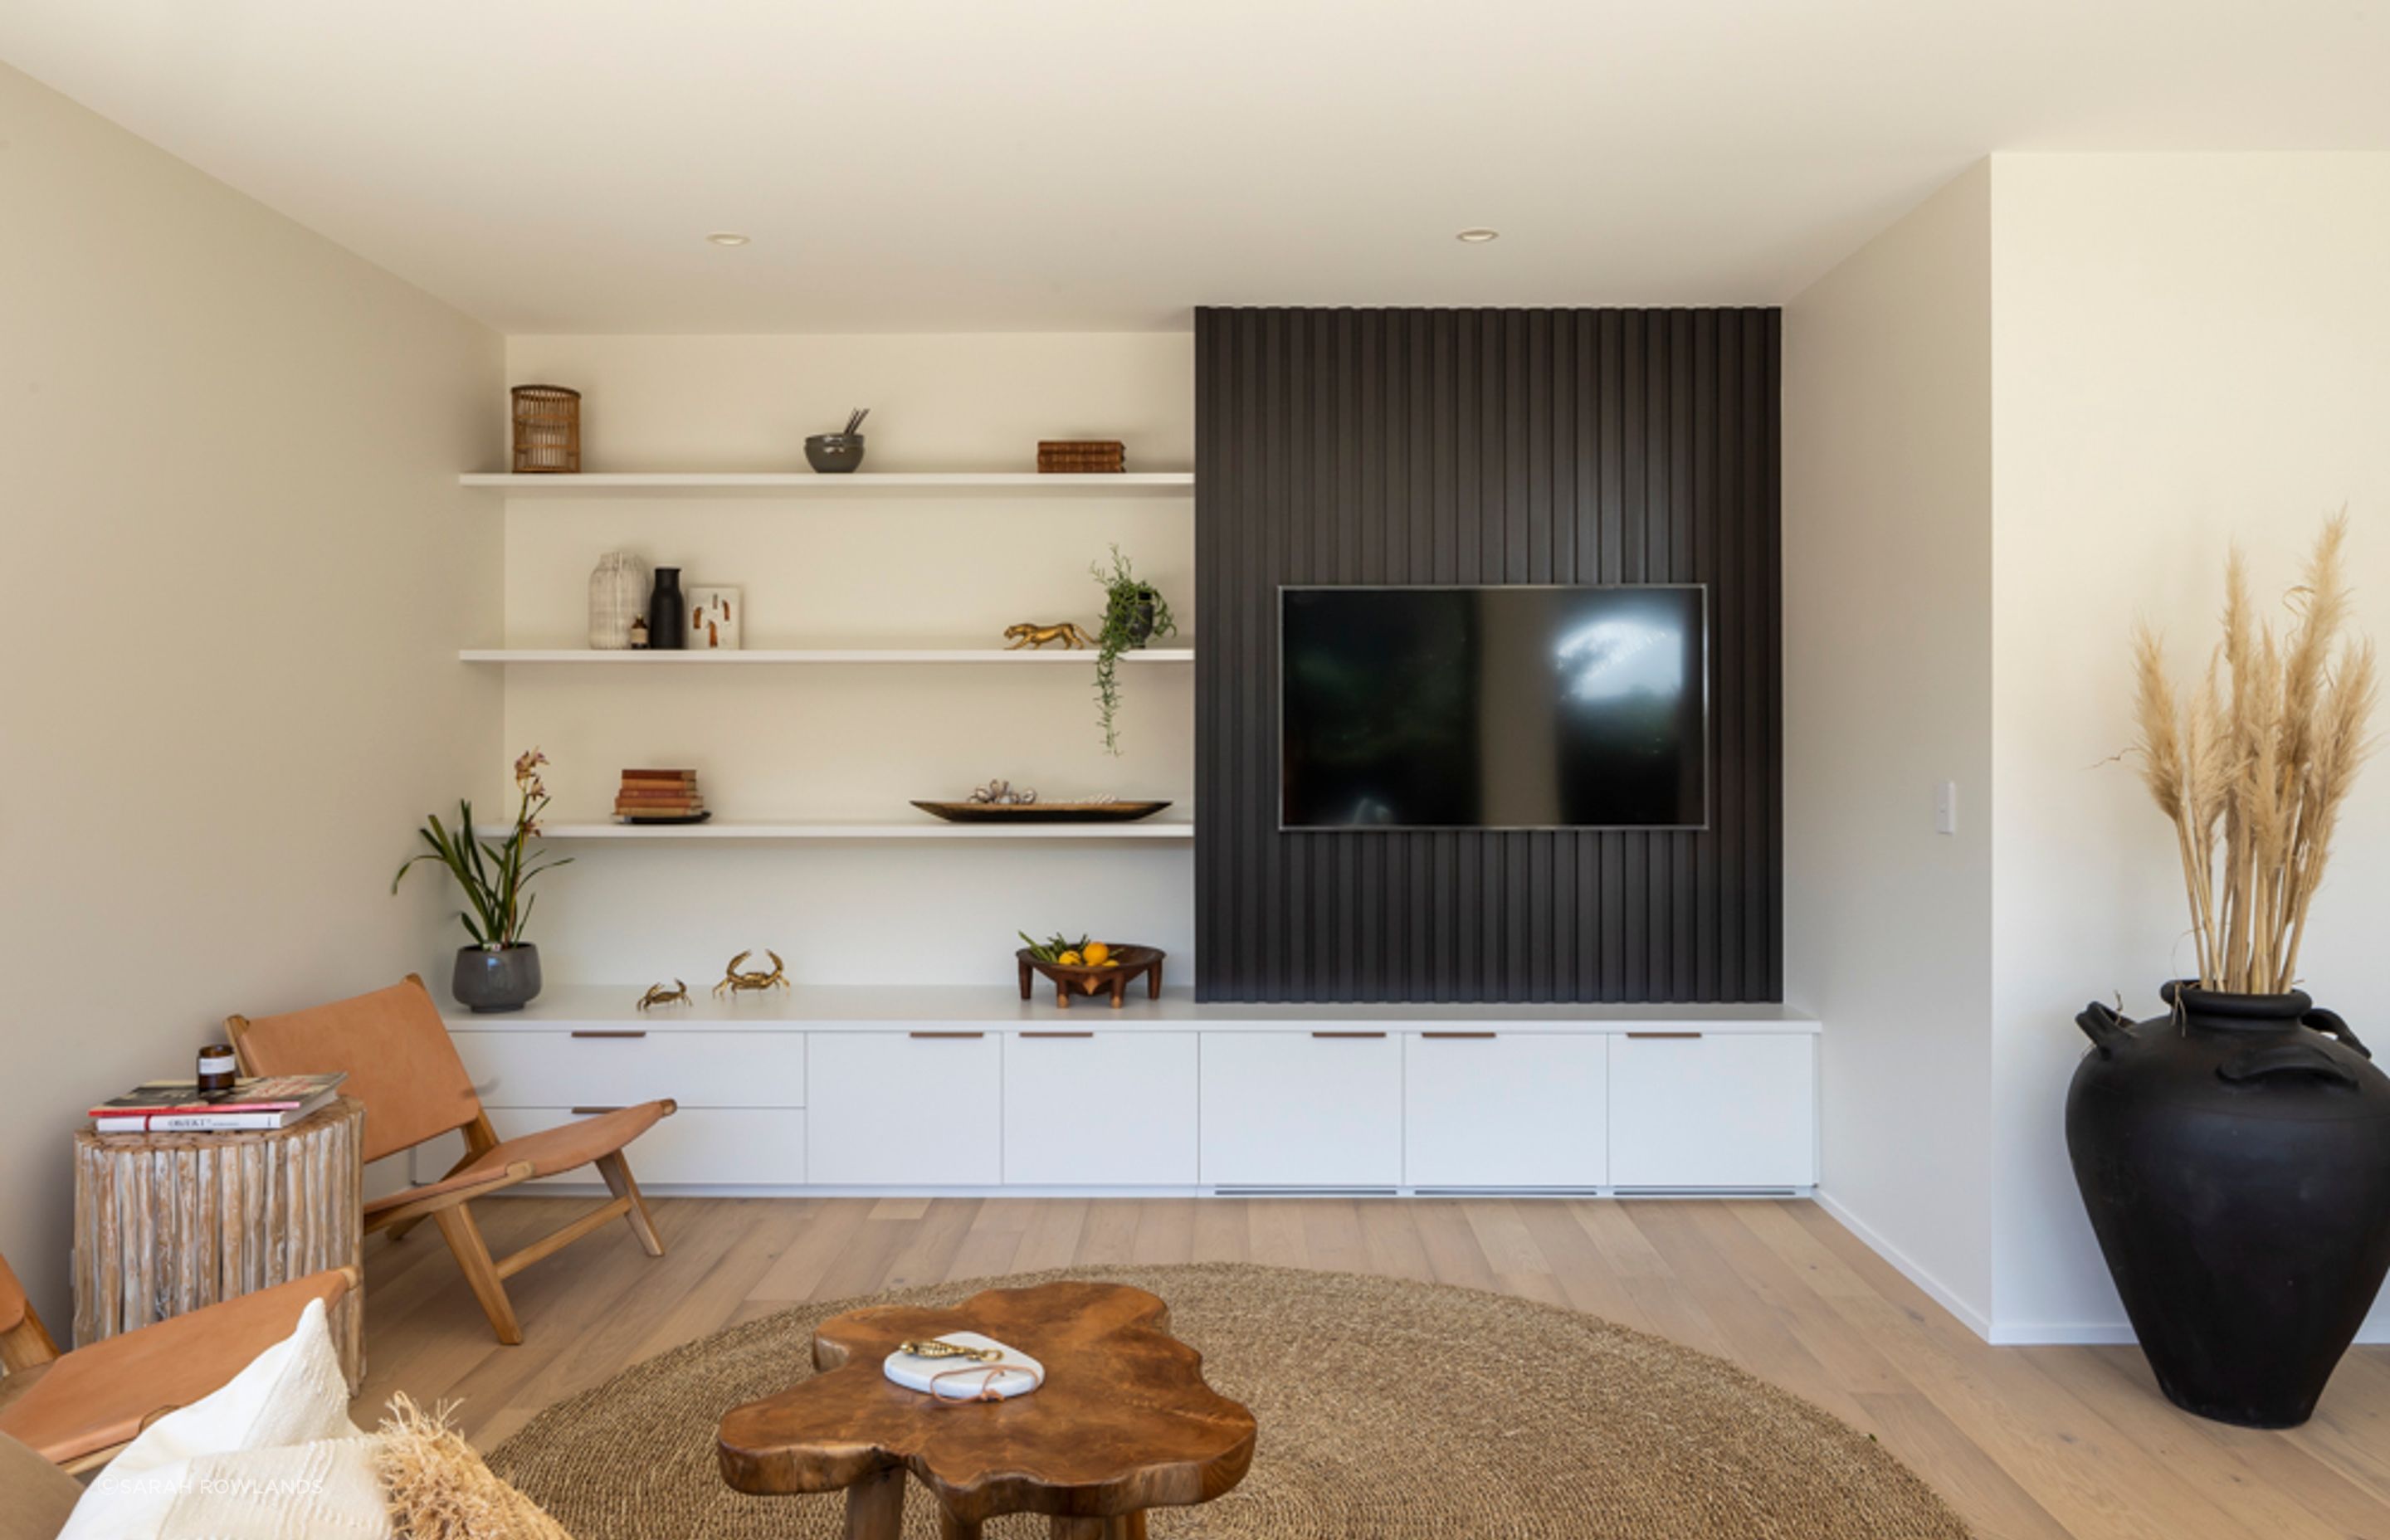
[805, 433, 866, 473]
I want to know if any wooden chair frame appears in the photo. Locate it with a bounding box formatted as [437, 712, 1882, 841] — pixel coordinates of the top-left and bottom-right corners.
[1, 1264, 361, 1474]
[227, 977, 673, 1346]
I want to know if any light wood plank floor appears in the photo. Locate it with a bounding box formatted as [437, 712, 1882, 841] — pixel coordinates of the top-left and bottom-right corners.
[359, 1197, 2390, 1540]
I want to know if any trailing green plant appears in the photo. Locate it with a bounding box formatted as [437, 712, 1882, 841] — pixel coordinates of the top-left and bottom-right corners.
[393, 750, 573, 949]
[1090, 545, 1178, 755]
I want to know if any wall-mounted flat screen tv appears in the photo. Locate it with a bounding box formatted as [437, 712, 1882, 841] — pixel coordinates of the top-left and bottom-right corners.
[1280, 585, 1708, 830]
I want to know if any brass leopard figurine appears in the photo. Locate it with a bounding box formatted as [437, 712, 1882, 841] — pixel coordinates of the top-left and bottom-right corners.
[1003, 621, 1095, 650]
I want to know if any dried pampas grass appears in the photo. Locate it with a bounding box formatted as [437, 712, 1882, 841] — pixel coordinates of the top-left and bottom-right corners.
[2132, 513, 2378, 994]
[377, 1393, 575, 1540]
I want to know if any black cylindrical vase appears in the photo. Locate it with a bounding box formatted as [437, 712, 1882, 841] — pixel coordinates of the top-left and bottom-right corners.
[2067, 983, 2390, 1427]
[646, 567, 685, 651]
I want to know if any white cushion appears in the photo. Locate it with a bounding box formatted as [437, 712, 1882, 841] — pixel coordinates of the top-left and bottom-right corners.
[59, 1299, 393, 1540]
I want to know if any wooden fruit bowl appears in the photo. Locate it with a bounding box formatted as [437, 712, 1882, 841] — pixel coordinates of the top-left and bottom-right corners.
[1016, 945, 1166, 1009]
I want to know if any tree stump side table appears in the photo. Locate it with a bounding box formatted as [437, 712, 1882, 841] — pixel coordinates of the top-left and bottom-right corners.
[72, 1094, 365, 1386]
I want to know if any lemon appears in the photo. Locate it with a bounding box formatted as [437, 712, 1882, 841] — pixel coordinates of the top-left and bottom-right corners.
[1083, 942, 1111, 966]
[1058, 950, 1083, 967]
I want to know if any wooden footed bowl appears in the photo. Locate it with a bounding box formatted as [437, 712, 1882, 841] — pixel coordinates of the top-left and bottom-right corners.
[1017, 945, 1165, 1009]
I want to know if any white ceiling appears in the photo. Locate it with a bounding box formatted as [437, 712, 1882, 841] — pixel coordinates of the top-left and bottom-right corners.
[5, 2, 2386, 334]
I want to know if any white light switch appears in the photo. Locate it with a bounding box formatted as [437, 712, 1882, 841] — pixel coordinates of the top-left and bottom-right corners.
[1935, 781, 1958, 836]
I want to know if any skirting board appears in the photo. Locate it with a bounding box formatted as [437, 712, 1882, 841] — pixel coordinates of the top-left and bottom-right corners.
[1814, 1189, 1994, 1342]
[485, 1184, 1817, 1203]
[1818, 1191, 2390, 1347]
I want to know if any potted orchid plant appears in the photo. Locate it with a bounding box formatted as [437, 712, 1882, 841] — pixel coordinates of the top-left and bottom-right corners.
[394, 749, 572, 1012]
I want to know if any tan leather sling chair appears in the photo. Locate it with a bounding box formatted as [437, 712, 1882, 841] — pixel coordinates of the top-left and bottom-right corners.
[0, 1250, 358, 1471]
[227, 974, 675, 1345]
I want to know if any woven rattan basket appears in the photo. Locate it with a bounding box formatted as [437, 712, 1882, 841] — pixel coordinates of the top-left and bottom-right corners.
[510, 384, 581, 474]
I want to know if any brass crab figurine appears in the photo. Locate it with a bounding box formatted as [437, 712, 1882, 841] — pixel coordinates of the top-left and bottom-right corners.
[715, 949, 790, 997]
[636, 979, 690, 1011]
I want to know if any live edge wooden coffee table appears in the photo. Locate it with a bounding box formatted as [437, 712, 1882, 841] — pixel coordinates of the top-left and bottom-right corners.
[718, 1280, 1256, 1539]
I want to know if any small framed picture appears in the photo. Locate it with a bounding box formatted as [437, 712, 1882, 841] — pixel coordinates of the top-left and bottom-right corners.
[688, 585, 742, 650]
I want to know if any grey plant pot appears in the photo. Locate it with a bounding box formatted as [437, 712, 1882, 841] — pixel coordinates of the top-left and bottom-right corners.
[453, 943, 542, 1013]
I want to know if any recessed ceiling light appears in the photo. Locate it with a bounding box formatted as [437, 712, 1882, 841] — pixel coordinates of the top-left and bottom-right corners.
[705, 231, 750, 246]
[1456, 227, 1500, 244]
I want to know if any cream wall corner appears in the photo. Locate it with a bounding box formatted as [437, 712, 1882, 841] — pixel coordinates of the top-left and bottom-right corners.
[1987, 152, 2390, 1343]
[1784, 161, 1997, 1331]
[0, 64, 502, 1328]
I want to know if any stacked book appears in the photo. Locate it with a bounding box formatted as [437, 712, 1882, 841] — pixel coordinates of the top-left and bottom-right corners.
[615, 767, 706, 822]
[1036, 439, 1126, 474]
[91, 1073, 346, 1133]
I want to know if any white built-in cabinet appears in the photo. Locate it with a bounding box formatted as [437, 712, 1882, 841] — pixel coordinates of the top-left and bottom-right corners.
[422, 992, 1817, 1194]
[1607, 1031, 1817, 1188]
[1003, 1031, 1199, 1186]
[807, 1032, 1003, 1187]
[1402, 1032, 1609, 1189]
[1197, 1032, 1406, 1187]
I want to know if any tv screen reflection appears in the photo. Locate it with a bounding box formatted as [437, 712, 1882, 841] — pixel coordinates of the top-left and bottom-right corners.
[1280, 586, 1708, 829]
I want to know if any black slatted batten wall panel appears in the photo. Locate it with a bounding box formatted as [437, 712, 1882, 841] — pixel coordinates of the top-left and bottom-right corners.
[1195, 306, 1782, 1003]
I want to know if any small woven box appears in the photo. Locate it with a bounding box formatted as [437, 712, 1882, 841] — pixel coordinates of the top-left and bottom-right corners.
[511, 384, 582, 474]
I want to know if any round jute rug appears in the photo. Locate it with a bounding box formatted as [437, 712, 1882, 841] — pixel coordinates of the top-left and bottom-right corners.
[490, 1263, 1970, 1539]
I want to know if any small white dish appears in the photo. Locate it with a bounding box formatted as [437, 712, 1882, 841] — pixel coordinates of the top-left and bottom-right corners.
[882, 1333, 1044, 1401]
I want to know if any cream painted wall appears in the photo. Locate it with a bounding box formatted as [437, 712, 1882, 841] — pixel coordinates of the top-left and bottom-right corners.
[0, 66, 500, 1326]
[495, 336, 1195, 986]
[1988, 154, 2390, 1342]
[1784, 163, 1997, 1331]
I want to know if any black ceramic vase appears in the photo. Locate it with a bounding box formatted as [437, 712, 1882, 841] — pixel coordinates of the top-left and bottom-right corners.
[647, 567, 685, 651]
[2067, 982, 2390, 1426]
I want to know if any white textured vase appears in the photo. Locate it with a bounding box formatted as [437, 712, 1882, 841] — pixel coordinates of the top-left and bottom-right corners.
[588, 551, 651, 650]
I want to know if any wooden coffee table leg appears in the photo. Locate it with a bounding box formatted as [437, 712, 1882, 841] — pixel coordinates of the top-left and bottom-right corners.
[845, 1465, 905, 1540]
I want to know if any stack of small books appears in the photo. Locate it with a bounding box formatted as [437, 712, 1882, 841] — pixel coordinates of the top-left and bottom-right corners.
[90, 1073, 346, 1133]
[614, 767, 705, 822]
[1036, 439, 1126, 473]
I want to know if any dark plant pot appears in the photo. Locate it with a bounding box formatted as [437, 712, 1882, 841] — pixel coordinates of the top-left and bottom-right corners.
[2067, 982, 2390, 1427]
[454, 943, 542, 1014]
[1110, 588, 1158, 646]
[805, 434, 866, 473]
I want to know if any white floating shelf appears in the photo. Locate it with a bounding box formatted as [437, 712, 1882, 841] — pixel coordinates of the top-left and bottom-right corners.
[476, 821, 1193, 841]
[458, 647, 1193, 665]
[458, 471, 1193, 496]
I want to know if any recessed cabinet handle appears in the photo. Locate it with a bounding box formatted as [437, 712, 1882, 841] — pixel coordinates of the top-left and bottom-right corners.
[572, 1030, 647, 1040]
[910, 1031, 986, 1040]
[1311, 1031, 1388, 1040]
[1627, 1031, 1704, 1040]
[1422, 1031, 1497, 1040]
[1022, 1031, 1095, 1039]
[570, 1105, 624, 1115]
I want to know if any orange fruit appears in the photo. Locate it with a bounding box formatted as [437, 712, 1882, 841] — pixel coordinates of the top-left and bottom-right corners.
[1083, 942, 1111, 966]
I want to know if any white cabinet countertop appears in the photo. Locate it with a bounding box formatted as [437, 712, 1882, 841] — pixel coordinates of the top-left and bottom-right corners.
[437, 985, 1821, 1034]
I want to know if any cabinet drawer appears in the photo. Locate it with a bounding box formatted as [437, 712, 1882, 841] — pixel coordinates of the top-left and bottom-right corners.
[1608, 1032, 1816, 1188]
[807, 1032, 1002, 1186]
[407, 1106, 805, 1187]
[448, 1030, 804, 1109]
[1198, 1032, 1402, 1187]
[1404, 1032, 1607, 1188]
[1004, 1031, 1197, 1186]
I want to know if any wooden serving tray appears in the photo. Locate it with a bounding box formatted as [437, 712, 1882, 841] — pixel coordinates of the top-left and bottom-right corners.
[911, 800, 1170, 824]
